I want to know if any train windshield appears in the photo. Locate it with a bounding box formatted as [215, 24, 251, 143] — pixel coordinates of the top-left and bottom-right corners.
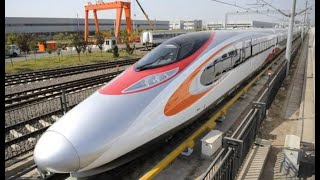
[135, 32, 211, 71]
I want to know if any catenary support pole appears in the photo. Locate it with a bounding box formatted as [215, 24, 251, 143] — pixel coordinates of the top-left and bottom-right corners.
[224, 13, 228, 29]
[285, 0, 297, 76]
[302, 1, 308, 40]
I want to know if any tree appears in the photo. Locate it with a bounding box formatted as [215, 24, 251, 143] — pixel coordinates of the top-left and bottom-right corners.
[56, 43, 64, 60]
[16, 34, 33, 60]
[87, 45, 93, 54]
[119, 30, 134, 44]
[53, 32, 65, 41]
[82, 42, 87, 55]
[119, 30, 134, 55]
[113, 45, 119, 58]
[7, 32, 17, 45]
[46, 46, 53, 57]
[38, 34, 47, 49]
[28, 40, 38, 61]
[56, 48, 62, 61]
[71, 34, 85, 61]
[101, 31, 112, 39]
[67, 34, 75, 55]
[95, 32, 105, 57]
[5, 45, 13, 66]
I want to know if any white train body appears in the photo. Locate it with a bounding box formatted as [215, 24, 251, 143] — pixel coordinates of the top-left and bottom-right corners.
[34, 28, 301, 177]
[141, 30, 193, 46]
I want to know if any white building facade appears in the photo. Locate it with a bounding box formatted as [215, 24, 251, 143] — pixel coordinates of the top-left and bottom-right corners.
[169, 20, 203, 30]
[206, 20, 279, 30]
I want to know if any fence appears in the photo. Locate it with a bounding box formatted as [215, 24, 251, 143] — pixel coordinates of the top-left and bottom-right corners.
[5, 85, 100, 161]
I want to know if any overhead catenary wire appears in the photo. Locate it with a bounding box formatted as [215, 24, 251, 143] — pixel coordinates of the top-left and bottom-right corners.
[211, 0, 285, 21]
[258, 0, 314, 17]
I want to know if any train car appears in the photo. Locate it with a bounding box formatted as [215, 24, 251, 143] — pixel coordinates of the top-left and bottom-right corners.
[141, 30, 194, 47]
[34, 28, 301, 177]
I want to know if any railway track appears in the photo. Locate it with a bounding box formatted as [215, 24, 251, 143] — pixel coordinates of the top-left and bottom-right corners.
[5, 71, 123, 110]
[5, 39, 302, 180]
[5, 58, 138, 86]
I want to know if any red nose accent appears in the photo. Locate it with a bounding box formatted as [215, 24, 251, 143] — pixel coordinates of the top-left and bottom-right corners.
[99, 33, 215, 95]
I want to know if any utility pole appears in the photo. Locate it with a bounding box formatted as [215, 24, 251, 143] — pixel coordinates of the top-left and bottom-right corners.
[285, 0, 296, 76]
[224, 13, 228, 29]
[77, 13, 80, 34]
[301, 1, 308, 40]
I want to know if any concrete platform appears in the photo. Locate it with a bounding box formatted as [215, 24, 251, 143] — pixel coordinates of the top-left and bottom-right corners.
[236, 139, 271, 180]
[300, 28, 315, 144]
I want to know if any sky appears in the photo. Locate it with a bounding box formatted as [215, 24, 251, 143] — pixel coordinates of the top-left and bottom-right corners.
[5, 0, 315, 26]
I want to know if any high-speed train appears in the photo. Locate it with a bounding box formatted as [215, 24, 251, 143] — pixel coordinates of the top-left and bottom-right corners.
[34, 28, 301, 177]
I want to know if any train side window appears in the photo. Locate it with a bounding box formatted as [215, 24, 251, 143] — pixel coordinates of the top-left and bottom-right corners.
[222, 53, 228, 59]
[228, 50, 237, 57]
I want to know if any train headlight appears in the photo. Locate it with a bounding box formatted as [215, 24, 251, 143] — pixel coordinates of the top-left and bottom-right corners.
[123, 68, 179, 93]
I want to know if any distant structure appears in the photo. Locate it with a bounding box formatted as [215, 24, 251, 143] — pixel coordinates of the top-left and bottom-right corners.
[169, 20, 184, 30]
[184, 20, 202, 30]
[169, 20, 202, 30]
[5, 17, 169, 35]
[206, 20, 279, 30]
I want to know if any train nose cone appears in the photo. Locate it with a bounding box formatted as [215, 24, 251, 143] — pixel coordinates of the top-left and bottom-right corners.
[34, 131, 80, 173]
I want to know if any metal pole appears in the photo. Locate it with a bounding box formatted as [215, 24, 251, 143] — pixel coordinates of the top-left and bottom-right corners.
[301, 1, 308, 40]
[60, 90, 68, 114]
[224, 13, 228, 29]
[285, 0, 296, 76]
[77, 13, 80, 34]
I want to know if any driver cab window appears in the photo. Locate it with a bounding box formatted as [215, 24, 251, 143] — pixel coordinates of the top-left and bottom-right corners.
[134, 32, 211, 71]
[135, 44, 178, 70]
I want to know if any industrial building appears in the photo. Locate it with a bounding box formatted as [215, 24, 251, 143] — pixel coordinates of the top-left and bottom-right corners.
[5, 17, 169, 34]
[206, 20, 279, 30]
[169, 20, 184, 30]
[169, 20, 203, 30]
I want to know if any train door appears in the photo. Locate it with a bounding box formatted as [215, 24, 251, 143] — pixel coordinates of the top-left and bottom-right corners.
[244, 40, 252, 60]
[239, 47, 245, 66]
[229, 49, 240, 69]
